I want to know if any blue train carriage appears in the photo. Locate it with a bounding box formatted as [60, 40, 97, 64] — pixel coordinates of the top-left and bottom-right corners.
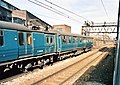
[53, 31, 85, 60]
[84, 36, 93, 51]
[76, 35, 86, 54]
[0, 21, 57, 73]
[42, 31, 57, 64]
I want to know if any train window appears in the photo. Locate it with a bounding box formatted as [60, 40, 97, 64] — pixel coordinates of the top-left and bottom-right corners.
[68, 36, 71, 43]
[50, 37, 53, 43]
[83, 38, 86, 43]
[46, 36, 49, 44]
[73, 37, 76, 43]
[62, 36, 67, 44]
[27, 33, 32, 45]
[0, 30, 4, 46]
[87, 39, 89, 42]
[88, 39, 90, 42]
[79, 38, 82, 42]
[18, 32, 24, 45]
[0, 31, 3, 35]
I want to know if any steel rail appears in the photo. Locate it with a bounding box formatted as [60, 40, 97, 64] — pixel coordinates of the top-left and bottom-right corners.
[31, 47, 109, 85]
[60, 48, 111, 85]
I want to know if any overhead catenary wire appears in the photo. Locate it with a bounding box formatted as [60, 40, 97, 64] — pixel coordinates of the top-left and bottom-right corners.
[44, 0, 89, 21]
[28, 0, 67, 18]
[100, 0, 109, 19]
[34, 13, 72, 23]
[28, 0, 83, 23]
[33, 0, 83, 23]
[34, 0, 69, 18]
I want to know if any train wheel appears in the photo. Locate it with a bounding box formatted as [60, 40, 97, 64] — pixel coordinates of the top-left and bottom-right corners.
[19, 64, 24, 72]
[50, 56, 53, 66]
[23, 63, 32, 72]
[38, 60, 44, 69]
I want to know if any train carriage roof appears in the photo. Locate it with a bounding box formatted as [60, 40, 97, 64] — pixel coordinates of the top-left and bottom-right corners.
[0, 21, 31, 31]
[0, 21, 57, 35]
[50, 30, 93, 39]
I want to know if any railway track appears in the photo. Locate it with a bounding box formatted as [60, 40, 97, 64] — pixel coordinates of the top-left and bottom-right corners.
[31, 47, 111, 85]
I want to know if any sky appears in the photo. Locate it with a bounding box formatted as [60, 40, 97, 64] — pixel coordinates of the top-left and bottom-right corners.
[5, 0, 119, 34]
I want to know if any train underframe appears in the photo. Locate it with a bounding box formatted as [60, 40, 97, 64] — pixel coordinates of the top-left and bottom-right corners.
[0, 46, 92, 79]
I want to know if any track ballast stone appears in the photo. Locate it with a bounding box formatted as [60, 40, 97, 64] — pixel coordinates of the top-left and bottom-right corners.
[73, 48, 114, 85]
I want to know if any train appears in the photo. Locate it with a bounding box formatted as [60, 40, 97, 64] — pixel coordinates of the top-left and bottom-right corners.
[0, 21, 93, 73]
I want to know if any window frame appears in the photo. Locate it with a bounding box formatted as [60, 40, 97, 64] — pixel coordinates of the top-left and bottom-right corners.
[50, 36, 54, 44]
[79, 37, 82, 43]
[46, 36, 49, 44]
[18, 32, 24, 46]
[0, 30, 4, 46]
[73, 36, 77, 43]
[62, 35, 67, 44]
[68, 36, 72, 43]
[27, 32, 32, 45]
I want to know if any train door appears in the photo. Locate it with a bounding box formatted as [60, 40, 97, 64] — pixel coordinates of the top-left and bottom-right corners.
[45, 34, 56, 53]
[56, 35, 61, 52]
[18, 32, 32, 58]
[18, 32, 25, 57]
[73, 36, 77, 49]
[50, 35, 56, 52]
[32, 32, 45, 56]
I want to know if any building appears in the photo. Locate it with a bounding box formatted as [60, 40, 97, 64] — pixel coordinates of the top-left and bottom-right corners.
[53, 24, 71, 33]
[12, 10, 52, 31]
[0, 0, 52, 31]
[0, 0, 19, 22]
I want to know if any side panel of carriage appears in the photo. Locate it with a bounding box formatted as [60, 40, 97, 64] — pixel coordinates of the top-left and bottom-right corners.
[89, 38, 93, 47]
[60, 36, 72, 52]
[59, 35, 77, 52]
[0, 29, 18, 63]
[72, 36, 77, 49]
[56, 35, 61, 52]
[77, 37, 86, 49]
[85, 38, 93, 48]
[32, 32, 45, 56]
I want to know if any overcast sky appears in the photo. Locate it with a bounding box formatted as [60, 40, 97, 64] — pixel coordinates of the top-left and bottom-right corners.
[5, 0, 119, 34]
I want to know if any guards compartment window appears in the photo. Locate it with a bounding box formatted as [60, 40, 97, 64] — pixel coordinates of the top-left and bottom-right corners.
[27, 33, 32, 45]
[19, 32, 24, 45]
[62, 36, 67, 44]
[50, 37, 53, 43]
[68, 36, 71, 43]
[0, 30, 4, 46]
[73, 37, 76, 43]
[79, 38, 82, 43]
[46, 36, 49, 44]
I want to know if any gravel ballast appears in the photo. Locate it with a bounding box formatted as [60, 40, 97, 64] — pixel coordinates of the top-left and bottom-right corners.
[73, 47, 114, 85]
